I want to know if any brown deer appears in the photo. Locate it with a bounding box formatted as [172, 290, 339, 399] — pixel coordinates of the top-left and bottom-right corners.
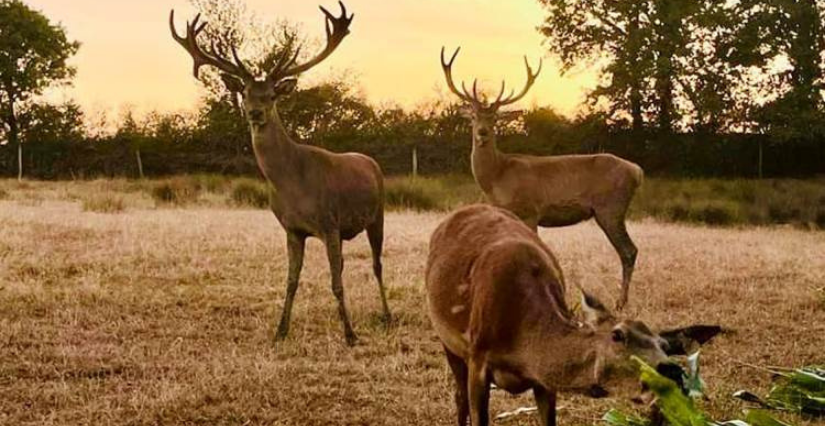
[440, 48, 644, 309]
[426, 204, 720, 426]
[170, 2, 390, 346]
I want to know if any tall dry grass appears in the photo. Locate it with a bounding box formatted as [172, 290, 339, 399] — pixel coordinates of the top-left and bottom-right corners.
[0, 200, 823, 425]
[1, 176, 824, 228]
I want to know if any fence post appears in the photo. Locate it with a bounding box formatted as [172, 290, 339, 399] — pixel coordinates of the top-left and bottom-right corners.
[412, 145, 418, 179]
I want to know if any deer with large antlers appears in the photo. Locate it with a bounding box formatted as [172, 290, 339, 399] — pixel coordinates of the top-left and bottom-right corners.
[440, 48, 644, 309]
[170, 2, 391, 345]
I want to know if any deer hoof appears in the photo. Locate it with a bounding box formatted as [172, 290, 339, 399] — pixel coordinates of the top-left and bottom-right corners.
[274, 328, 289, 343]
[345, 332, 359, 347]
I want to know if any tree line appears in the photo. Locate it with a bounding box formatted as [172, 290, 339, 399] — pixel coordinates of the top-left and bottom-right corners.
[1, 0, 824, 180]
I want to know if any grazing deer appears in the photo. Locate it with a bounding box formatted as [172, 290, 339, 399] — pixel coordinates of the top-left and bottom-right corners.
[440, 48, 644, 309]
[426, 204, 720, 426]
[170, 2, 391, 346]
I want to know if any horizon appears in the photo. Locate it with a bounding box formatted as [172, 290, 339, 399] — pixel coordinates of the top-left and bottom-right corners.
[27, 0, 599, 120]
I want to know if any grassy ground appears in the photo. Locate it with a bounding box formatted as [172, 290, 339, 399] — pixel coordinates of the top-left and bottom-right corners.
[1, 175, 824, 228]
[0, 195, 823, 425]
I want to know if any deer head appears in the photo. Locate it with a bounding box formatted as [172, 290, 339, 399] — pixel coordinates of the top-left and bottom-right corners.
[441, 47, 541, 146]
[170, 2, 354, 127]
[576, 291, 721, 398]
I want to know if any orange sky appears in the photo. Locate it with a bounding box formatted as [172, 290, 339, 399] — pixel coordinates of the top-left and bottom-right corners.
[27, 0, 598, 117]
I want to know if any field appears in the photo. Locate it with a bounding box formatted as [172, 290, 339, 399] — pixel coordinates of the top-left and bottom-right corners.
[1, 181, 824, 426]
[2, 175, 825, 228]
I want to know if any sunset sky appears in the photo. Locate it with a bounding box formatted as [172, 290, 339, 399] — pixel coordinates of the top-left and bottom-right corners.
[26, 0, 599, 117]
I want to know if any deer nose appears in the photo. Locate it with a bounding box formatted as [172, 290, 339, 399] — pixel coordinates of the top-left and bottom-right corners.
[478, 129, 491, 137]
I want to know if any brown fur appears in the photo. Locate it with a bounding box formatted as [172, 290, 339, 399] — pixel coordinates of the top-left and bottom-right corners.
[171, 3, 390, 345]
[440, 49, 643, 309]
[426, 205, 700, 426]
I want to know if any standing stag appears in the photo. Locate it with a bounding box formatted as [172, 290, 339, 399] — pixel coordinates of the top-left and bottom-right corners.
[440, 48, 644, 309]
[170, 2, 391, 345]
[426, 204, 721, 426]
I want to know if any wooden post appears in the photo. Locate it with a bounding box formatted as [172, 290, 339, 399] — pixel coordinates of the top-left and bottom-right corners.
[136, 149, 144, 179]
[17, 142, 22, 181]
[412, 145, 418, 179]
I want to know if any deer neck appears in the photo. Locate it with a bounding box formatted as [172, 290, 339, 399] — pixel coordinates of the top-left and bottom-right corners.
[249, 107, 298, 188]
[471, 138, 503, 193]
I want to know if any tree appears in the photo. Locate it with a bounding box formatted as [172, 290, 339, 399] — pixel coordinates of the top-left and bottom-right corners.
[538, 0, 737, 133]
[186, 0, 301, 171]
[539, 0, 653, 131]
[731, 0, 825, 139]
[0, 0, 79, 180]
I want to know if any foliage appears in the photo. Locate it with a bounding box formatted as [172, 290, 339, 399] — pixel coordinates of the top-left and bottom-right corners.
[230, 179, 269, 208]
[151, 179, 200, 206]
[81, 193, 126, 213]
[735, 366, 825, 417]
[605, 358, 797, 426]
[536, 0, 739, 133]
[0, 0, 80, 178]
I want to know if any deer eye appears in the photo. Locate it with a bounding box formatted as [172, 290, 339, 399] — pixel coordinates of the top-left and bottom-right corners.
[612, 329, 626, 343]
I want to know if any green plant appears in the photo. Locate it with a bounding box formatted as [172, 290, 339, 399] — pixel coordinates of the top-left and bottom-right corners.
[151, 179, 199, 206]
[691, 201, 741, 226]
[230, 180, 270, 208]
[385, 180, 440, 211]
[81, 194, 126, 213]
[735, 366, 825, 417]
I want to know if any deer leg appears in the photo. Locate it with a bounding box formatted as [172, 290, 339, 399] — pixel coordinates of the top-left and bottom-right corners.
[445, 348, 470, 426]
[594, 212, 638, 310]
[367, 216, 392, 325]
[468, 358, 490, 426]
[324, 231, 357, 346]
[274, 231, 306, 342]
[533, 386, 557, 426]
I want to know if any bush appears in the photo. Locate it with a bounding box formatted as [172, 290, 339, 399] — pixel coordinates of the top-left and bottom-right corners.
[230, 180, 270, 208]
[151, 179, 199, 206]
[82, 194, 126, 213]
[192, 174, 229, 193]
[385, 179, 441, 211]
[816, 210, 825, 229]
[690, 200, 740, 225]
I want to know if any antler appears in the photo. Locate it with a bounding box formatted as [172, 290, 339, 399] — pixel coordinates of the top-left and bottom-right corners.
[267, 1, 354, 80]
[490, 56, 542, 110]
[169, 10, 253, 80]
[440, 47, 483, 106]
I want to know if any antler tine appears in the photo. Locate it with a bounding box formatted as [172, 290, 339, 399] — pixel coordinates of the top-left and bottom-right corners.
[266, 36, 302, 81]
[229, 44, 252, 77]
[492, 56, 543, 109]
[169, 9, 253, 80]
[441, 47, 480, 105]
[494, 80, 508, 105]
[269, 1, 354, 79]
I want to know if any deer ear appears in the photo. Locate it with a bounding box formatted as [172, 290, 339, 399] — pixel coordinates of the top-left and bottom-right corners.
[221, 74, 245, 93]
[581, 291, 613, 326]
[658, 325, 723, 355]
[274, 78, 298, 96]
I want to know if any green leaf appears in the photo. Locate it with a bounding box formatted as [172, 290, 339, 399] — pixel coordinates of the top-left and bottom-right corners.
[602, 408, 651, 426]
[633, 356, 710, 426]
[743, 410, 794, 426]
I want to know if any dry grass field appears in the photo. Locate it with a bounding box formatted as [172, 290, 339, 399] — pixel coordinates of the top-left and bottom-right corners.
[1, 194, 824, 425]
